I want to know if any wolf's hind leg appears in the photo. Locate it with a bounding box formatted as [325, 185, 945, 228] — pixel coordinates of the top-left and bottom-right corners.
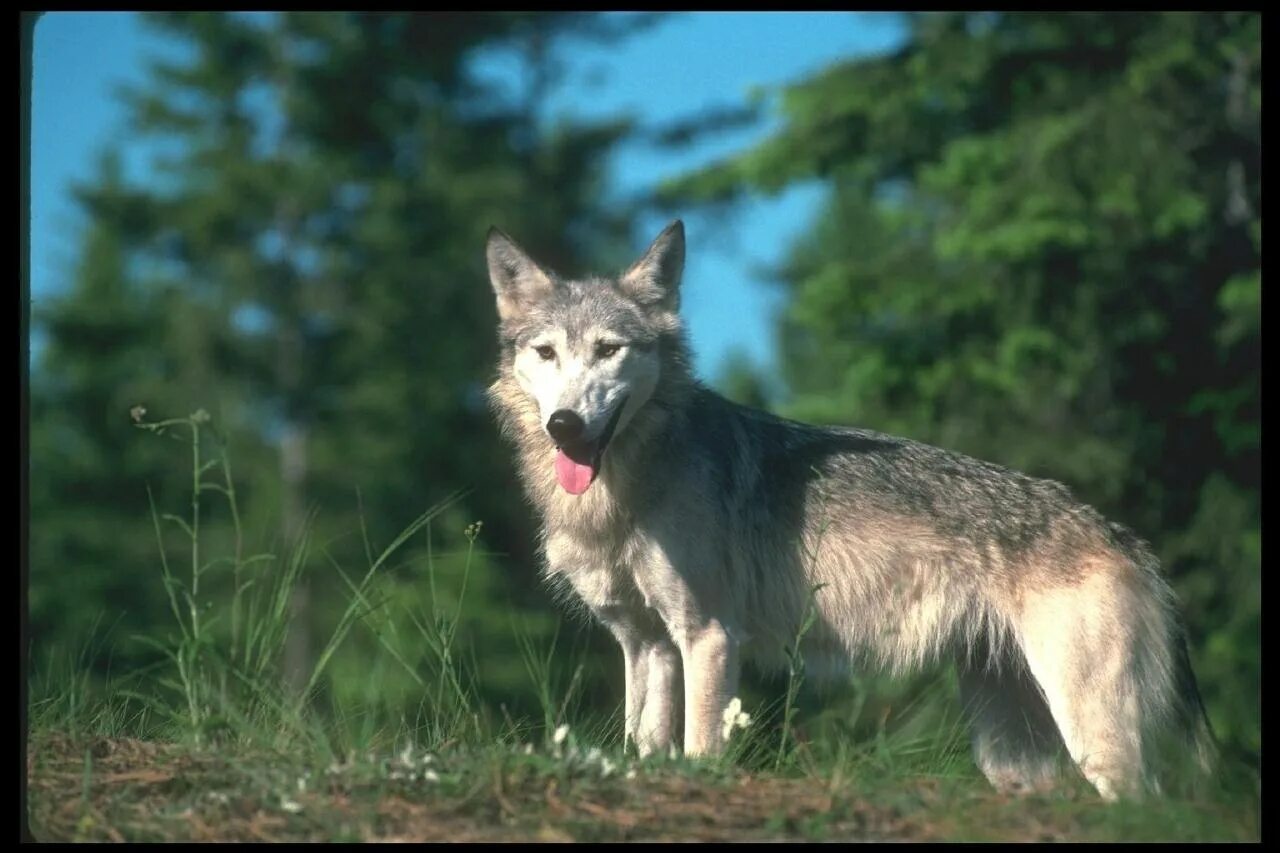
[1016, 572, 1159, 800]
[958, 653, 1065, 795]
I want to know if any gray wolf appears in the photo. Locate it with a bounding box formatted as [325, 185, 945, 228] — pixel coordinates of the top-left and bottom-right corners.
[484, 220, 1216, 800]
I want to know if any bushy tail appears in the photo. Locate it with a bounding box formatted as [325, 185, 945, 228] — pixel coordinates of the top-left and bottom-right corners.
[1172, 629, 1220, 778]
[1114, 526, 1220, 790]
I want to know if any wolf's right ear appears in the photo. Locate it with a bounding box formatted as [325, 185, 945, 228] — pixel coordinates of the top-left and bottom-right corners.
[486, 227, 555, 322]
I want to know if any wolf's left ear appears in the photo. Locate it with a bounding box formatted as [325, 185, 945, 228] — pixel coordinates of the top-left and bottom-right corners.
[620, 220, 684, 311]
[486, 227, 555, 323]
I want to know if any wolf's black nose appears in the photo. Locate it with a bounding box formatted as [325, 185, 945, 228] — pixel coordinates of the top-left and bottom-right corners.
[546, 410, 585, 445]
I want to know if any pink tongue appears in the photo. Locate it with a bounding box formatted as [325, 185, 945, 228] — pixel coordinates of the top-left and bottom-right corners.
[555, 449, 597, 495]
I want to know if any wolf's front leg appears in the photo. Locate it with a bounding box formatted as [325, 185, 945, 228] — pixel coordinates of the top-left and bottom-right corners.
[680, 619, 741, 757]
[603, 610, 680, 756]
[623, 639, 680, 755]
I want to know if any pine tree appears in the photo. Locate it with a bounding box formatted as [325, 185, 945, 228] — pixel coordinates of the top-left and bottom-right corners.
[32, 13, 645, 711]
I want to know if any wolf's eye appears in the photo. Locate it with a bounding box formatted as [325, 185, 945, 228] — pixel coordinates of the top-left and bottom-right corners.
[534, 345, 556, 361]
[595, 342, 622, 359]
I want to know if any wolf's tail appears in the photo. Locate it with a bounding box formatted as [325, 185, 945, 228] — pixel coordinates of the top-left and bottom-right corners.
[1112, 523, 1220, 786]
[1170, 626, 1220, 778]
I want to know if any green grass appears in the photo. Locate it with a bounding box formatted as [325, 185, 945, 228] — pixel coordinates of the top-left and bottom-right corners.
[25, 410, 1261, 841]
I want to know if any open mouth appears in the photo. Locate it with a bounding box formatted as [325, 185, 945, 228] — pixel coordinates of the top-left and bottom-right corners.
[553, 397, 628, 496]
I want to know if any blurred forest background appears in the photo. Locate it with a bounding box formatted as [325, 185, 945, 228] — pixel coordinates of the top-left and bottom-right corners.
[27, 12, 1259, 756]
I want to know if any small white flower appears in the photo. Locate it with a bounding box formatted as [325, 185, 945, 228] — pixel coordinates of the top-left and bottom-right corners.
[721, 697, 752, 741]
[553, 724, 570, 746]
[523, 743, 535, 755]
[600, 758, 616, 777]
[586, 746, 602, 764]
[399, 743, 415, 766]
[625, 767, 638, 780]
[281, 797, 304, 814]
[422, 769, 440, 783]
[296, 776, 307, 793]
[208, 791, 230, 805]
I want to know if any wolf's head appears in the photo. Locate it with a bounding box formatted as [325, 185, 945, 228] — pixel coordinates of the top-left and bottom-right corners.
[485, 221, 687, 496]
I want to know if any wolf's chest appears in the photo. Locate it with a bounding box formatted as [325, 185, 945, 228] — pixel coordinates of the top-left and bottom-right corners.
[543, 523, 682, 624]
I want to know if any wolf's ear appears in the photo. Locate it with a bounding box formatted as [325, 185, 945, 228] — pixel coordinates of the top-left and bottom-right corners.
[486, 227, 555, 322]
[620, 220, 684, 311]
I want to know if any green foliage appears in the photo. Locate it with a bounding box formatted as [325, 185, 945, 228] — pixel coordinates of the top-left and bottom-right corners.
[667, 12, 1259, 752]
[30, 12, 631, 711]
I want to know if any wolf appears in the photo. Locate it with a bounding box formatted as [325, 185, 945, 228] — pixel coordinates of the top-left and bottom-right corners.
[483, 220, 1216, 800]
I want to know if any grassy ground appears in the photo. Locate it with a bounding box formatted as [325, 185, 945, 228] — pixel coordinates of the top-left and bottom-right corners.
[25, 410, 1261, 842]
[25, 727, 1259, 842]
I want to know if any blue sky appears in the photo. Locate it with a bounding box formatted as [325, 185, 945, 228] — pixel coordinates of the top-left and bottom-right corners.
[31, 12, 906, 380]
